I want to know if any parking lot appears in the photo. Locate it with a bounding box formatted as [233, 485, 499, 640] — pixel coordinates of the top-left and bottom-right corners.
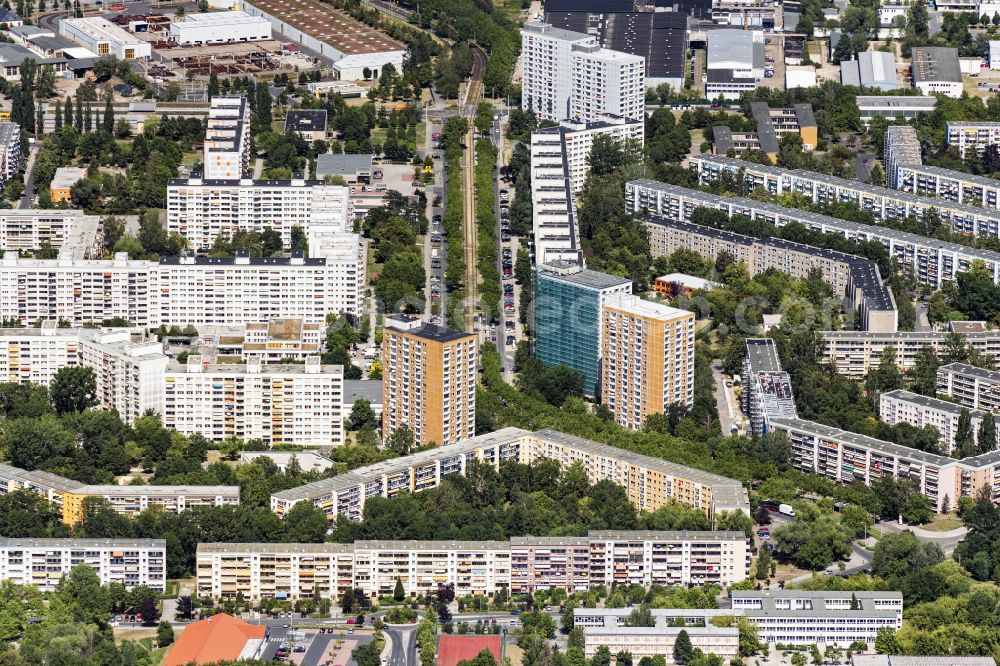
[261, 625, 373, 666]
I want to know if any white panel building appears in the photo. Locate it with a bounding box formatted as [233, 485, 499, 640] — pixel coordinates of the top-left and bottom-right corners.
[168, 11, 272, 45]
[0, 249, 363, 328]
[58, 17, 151, 59]
[163, 355, 344, 446]
[880, 389, 1000, 455]
[521, 22, 644, 124]
[204, 96, 251, 180]
[0, 538, 167, 592]
[79, 330, 168, 425]
[0, 210, 100, 257]
[166, 178, 351, 250]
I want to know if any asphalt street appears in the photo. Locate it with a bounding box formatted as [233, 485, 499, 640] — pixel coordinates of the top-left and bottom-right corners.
[384, 624, 416, 666]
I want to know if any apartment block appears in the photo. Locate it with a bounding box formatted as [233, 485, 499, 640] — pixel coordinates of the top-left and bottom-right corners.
[521, 22, 644, 124]
[0, 249, 364, 328]
[946, 121, 1000, 156]
[880, 389, 1000, 455]
[530, 127, 582, 266]
[626, 182, 898, 332]
[0, 538, 166, 592]
[0, 322, 83, 384]
[742, 338, 798, 436]
[533, 262, 632, 398]
[270, 428, 750, 522]
[204, 96, 251, 180]
[166, 178, 351, 250]
[0, 210, 100, 258]
[587, 530, 749, 588]
[509, 536, 591, 593]
[895, 163, 1000, 210]
[883, 125, 921, 188]
[0, 462, 239, 525]
[381, 315, 476, 447]
[820, 330, 1000, 378]
[601, 294, 695, 430]
[938, 362, 1000, 412]
[0, 121, 20, 190]
[163, 355, 344, 447]
[685, 155, 1000, 287]
[79, 329, 168, 425]
[196, 530, 748, 601]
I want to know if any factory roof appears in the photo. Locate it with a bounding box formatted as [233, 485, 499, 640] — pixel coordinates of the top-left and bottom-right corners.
[856, 95, 936, 110]
[245, 0, 405, 54]
[912, 46, 961, 84]
[842, 51, 898, 89]
[171, 10, 270, 28]
[707, 28, 758, 67]
[60, 16, 143, 45]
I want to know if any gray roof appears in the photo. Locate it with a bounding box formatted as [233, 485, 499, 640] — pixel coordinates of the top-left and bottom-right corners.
[852, 658, 997, 666]
[912, 46, 961, 84]
[343, 379, 382, 405]
[938, 361, 1000, 382]
[842, 51, 897, 88]
[0, 537, 166, 549]
[538, 262, 632, 290]
[856, 95, 936, 110]
[745, 338, 782, 373]
[707, 29, 756, 67]
[316, 153, 373, 177]
[522, 20, 592, 43]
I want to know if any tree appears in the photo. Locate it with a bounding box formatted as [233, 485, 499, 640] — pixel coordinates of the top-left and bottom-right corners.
[865, 346, 902, 408]
[49, 366, 96, 414]
[673, 630, 694, 665]
[138, 594, 159, 626]
[956, 408, 975, 458]
[386, 425, 415, 455]
[755, 547, 772, 580]
[341, 588, 356, 614]
[875, 627, 901, 655]
[156, 620, 174, 647]
[840, 505, 873, 538]
[978, 415, 997, 454]
[3, 414, 75, 471]
[909, 346, 939, 396]
[393, 577, 405, 602]
[283, 501, 328, 542]
[348, 399, 378, 431]
[587, 133, 641, 177]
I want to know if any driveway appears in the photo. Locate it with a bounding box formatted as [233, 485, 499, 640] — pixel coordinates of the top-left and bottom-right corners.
[384, 624, 417, 666]
[711, 360, 742, 435]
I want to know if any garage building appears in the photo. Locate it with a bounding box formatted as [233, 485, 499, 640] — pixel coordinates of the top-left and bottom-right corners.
[168, 11, 272, 45]
[58, 17, 150, 59]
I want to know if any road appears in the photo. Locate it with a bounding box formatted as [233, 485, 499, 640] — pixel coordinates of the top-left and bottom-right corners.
[384, 624, 417, 666]
[915, 302, 931, 332]
[711, 359, 742, 436]
[19, 143, 40, 209]
[877, 519, 968, 554]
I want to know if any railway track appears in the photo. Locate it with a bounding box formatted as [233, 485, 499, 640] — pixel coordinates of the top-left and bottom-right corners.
[462, 46, 487, 332]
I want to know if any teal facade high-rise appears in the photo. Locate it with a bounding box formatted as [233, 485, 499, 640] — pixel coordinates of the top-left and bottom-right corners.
[533, 262, 632, 398]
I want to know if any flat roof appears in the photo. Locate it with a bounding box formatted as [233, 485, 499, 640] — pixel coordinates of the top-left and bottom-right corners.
[856, 95, 936, 109]
[882, 389, 996, 422]
[244, 0, 404, 55]
[745, 338, 782, 373]
[0, 537, 166, 549]
[316, 153, 372, 176]
[343, 379, 382, 404]
[538, 262, 633, 290]
[588, 530, 746, 541]
[912, 46, 961, 84]
[522, 20, 593, 43]
[938, 361, 1000, 382]
[172, 10, 270, 27]
[60, 16, 143, 46]
[384, 322, 475, 344]
[51, 166, 87, 189]
[285, 109, 328, 133]
[707, 28, 755, 66]
[79, 485, 240, 496]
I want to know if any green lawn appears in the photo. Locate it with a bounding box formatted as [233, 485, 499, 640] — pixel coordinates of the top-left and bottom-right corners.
[920, 514, 965, 532]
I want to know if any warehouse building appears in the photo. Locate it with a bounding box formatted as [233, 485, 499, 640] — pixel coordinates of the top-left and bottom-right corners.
[168, 11, 272, 45]
[58, 17, 151, 59]
[706, 28, 765, 99]
[0, 538, 166, 592]
[841, 51, 898, 90]
[242, 0, 405, 79]
[911, 46, 962, 97]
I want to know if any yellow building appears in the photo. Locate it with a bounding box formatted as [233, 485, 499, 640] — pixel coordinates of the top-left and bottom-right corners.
[381, 314, 477, 447]
[50, 166, 87, 204]
[600, 294, 695, 430]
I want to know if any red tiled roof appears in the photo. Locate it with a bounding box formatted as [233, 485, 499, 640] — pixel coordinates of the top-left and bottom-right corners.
[162, 613, 267, 666]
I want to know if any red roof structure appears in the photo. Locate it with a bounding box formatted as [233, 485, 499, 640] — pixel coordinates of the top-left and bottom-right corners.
[438, 635, 503, 666]
[162, 613, 268, 666]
